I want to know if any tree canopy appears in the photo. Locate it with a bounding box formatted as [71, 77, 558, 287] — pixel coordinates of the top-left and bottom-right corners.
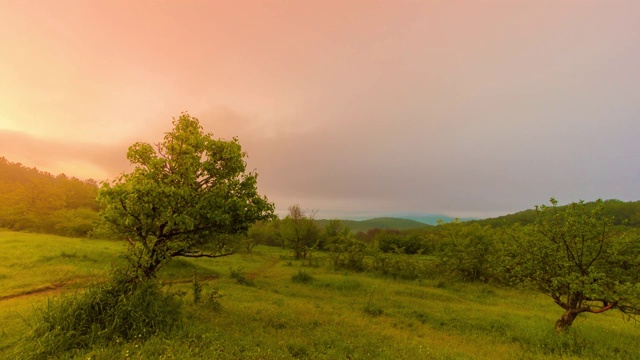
[280, 205, 320, 259]
[0, 157, 99, 236]
[98, 113, 274, 279]
[501, 199, 640, 332]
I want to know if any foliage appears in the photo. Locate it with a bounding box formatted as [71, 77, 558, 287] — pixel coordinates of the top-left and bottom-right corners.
[354, 227, 383, 245]
[327, 227, 367, 271]
[50, 208, 100, 237]
[245, 219, 283, 251]
[22, 274, 183, 359]
[97, 113, 274, 279]
[3, 234, 640, 359]
[0, 157, 99, 236]
[375, 229, 432, 254]
[316, 217, 429, 233]
[203, 285, 224, 311]
[322, 219, 347, 250]
[280, 205, 321, 259]
[435, 220, 495, 282]
[369, 248, 430, 280]
[291, 270, 314, 283]
[362, 287, 384, 317]
[192, 269, 223, 309]
[500, 198, 640, 332]
[474, 198, 640, 228]
[229, 266, 254, 286]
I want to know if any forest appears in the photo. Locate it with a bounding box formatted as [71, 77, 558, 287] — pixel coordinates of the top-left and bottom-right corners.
[1, 115, 639, 359]
[0, 157, 99, 237]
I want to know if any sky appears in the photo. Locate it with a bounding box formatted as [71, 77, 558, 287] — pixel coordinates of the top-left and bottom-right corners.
[1, 0, 639, 219]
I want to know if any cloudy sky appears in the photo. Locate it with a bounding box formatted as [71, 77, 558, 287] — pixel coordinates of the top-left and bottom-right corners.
[1, 0, 639, 219]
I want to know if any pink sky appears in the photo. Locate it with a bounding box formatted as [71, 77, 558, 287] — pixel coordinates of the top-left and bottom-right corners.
[1, 0, 639, 218]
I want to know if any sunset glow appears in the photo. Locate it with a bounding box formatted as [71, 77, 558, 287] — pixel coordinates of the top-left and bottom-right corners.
[1, 0, 639, 218]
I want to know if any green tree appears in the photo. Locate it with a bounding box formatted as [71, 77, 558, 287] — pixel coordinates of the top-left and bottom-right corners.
[325, 220, 366, 269]
[280, 205, 320, 259]
[98, 113, 274, 279]
[435, 220, 495, 282]
[245, 219, 282, 251]
[501, 199, 640, 332]
[323, 219, 349, 250]
[0, 157, 99, 235]
[328, 234, 367, 271]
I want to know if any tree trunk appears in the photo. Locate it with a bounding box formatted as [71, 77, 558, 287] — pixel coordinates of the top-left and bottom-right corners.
[555, 310, 578, 332]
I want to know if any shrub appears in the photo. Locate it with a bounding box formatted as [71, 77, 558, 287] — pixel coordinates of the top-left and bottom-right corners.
[363, 304, 384, 317]
[291, 270, 314, 284]
[192, 270, 203, 304]
[229, 266, 254, 286]
[22, 274, 182, 358]
[205, 286, 224, 311]
[363, 288, 384, 317]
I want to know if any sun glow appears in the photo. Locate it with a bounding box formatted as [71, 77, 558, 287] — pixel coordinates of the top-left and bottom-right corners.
[0, 115, 24, 133]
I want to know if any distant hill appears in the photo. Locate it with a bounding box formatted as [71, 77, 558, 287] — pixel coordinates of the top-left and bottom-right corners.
[472, 199, 640, 228]
[316, 217, 430, 233]
[395, 214, 478, 225]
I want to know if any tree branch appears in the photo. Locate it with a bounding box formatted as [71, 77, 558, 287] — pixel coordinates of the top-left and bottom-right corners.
[577, 301, 618, 314]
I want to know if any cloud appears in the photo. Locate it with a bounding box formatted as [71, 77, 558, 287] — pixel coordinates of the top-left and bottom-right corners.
[2, 1, 640, 219]
[0, 130, 130, 181]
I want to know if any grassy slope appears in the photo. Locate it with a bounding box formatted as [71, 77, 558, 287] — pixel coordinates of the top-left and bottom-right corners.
[316, 217, 430, 233]
[1, 231, 639, 359]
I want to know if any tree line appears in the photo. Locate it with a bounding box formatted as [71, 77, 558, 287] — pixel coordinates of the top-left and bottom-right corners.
[248, 200, 640, 332]
[0, 157, 99, 236]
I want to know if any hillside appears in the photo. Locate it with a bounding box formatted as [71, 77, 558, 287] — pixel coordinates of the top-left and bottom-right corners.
[0, 157, 99, 236]
[473, 199, 640, 228]
[396, 214, 478, 225]
[316, 217, 430, 233]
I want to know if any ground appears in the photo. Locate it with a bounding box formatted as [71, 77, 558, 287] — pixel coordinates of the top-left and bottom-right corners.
[1, 230, 639, 359]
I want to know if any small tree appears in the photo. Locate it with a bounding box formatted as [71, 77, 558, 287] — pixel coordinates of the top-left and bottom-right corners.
[502, 199, 640, 332]
[98, 113, 274, 279]
[245, 219, 282, 252]
[325, 221, 366, 270]
[323, 219, 349, 252]
[280, 205, 320, 259]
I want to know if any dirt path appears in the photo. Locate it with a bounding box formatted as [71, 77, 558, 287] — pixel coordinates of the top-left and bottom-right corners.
[0, 255, 279, 303]
[0, 274, 223, 303]
[162, 274, 220, 285]
[246, 256, 280, 279]
[0, 282, 68, 302]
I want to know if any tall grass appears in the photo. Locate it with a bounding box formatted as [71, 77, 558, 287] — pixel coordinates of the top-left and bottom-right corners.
[19, 274, 183, 359]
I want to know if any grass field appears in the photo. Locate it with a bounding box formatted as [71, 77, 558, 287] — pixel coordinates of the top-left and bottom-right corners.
[1, 230, 639, 359]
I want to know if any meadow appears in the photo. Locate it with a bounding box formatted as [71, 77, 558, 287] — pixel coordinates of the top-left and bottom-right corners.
[1, 230, 639, 359]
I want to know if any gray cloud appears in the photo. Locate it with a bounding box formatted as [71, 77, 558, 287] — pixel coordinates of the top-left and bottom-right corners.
[2, 1, 640, 219]
[0, 130, 131, 181]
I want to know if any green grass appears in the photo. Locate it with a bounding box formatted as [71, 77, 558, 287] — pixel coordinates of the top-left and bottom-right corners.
[0, 230, 125, 297]
[1, 230, 639, 359]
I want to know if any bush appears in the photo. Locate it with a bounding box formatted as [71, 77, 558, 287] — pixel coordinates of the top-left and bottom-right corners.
[22, 274, 182, 359]
[229, 266, 254, 286]
[363, 288, 384, 317]
[291, 270, 314, 284]
[204, 286, 224, 311]
[369, 250, 429, 280]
